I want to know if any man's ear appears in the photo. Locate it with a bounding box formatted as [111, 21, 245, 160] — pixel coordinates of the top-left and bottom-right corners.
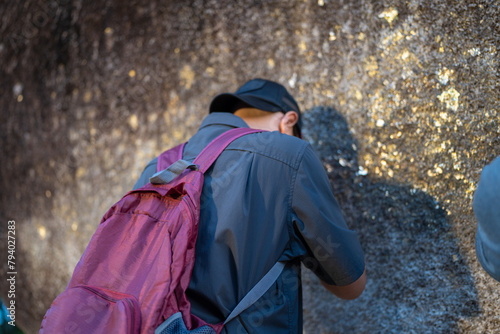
[279, 111, 299, 136]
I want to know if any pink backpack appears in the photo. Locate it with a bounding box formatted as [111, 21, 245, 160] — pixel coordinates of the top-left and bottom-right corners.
[40, 128, 284, 333]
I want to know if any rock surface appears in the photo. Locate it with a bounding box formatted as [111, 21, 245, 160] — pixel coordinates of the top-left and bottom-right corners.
[0, 0, 498, 333]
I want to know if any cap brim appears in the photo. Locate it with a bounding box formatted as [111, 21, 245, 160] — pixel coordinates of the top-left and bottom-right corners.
[210, 93, 283, 114]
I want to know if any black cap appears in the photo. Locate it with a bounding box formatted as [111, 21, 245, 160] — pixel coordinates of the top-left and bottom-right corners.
[209, 78, 302, 136]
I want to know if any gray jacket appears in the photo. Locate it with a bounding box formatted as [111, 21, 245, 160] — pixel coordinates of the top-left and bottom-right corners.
[134, 112, 365, 333]
[474, 156, 500, 282]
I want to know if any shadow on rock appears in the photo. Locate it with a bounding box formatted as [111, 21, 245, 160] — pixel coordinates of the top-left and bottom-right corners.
[301, 106, 479, 333]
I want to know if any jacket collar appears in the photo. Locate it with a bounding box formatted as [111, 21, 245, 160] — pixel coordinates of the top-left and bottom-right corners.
[199, 112, 249, 130]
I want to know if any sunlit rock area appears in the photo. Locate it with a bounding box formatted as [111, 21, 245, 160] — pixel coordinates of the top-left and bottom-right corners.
[1, 0, 498, 333]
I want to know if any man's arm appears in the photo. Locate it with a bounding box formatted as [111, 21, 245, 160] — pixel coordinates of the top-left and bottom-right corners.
[291, 144, 366, 297]
[320, 268, 366, 300]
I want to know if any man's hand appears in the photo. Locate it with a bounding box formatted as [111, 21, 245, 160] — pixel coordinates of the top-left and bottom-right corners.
[320, 268, 367, 300]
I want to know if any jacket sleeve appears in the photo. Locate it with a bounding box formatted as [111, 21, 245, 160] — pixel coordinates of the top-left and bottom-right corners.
[290, 144, 365, 286]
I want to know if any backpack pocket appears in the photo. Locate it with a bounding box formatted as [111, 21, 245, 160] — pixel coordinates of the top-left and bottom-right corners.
[40, 285, 141, 334]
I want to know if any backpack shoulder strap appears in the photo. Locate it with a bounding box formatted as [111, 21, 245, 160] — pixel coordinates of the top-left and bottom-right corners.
[157, 142, 187, 171]
[193, 127, 263, 174]
[224, 262, 285, 325]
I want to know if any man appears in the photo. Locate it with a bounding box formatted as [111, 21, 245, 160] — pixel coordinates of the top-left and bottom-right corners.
[134, 78, 366, 333]
[474, 156, 500, 282]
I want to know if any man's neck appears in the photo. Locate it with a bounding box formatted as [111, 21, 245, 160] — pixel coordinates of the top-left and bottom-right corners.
[234, 108, 282, 132]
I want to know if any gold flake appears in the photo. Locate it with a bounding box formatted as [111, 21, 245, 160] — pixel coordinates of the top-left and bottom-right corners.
[205, 67, 215, 77]
[83, 90, 92, 103]
[437, 87, 460, 111]
[267, 58, 275, 69]
[128, 114, 139, 131]
[378, 7, 398, 26]
[357, 166, 368, 176]
[355, 90, 363, 100]
[298, 40, 307, 51]
[128, 70, 136, 78]
[76, 167, 85, 179]
[38, 226, 47, 240]
[437, 67, 453, 85]
[179, 65, 195, 90]
[401, 50, 410, 60]
[365, 56, 379, 77]
[467, 48, 481, 56]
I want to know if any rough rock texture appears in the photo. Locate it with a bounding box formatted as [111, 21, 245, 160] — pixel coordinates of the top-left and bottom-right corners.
[0, 0, 498, 333]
